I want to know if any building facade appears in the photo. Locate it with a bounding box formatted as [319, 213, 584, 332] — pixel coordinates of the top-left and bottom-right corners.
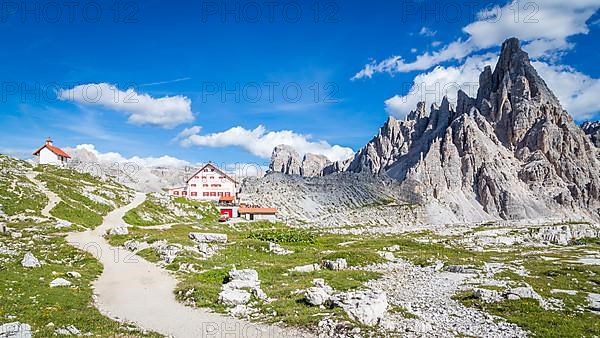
[32, 138, 71, 166]
[168, 163, 237, 201]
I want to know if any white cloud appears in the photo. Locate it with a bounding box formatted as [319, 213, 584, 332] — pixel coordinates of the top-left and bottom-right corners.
[178, 125, 355, 162]
[69, 144, 190, 167]
[172, 125, 202, 142]
[385, 54, 497, 118]
[384, 53, 600, 120]
[58, 83, 194, 128]
[353, 0, 600, 79]
[533, 61, 600, 120]
[419, 26, 437, 37]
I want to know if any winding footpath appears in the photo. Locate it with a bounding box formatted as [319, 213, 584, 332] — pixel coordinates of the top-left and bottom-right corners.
[29, 172, 305, 338]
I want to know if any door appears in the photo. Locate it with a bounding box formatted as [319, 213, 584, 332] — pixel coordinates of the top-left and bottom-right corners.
[220, 209, 233, 218]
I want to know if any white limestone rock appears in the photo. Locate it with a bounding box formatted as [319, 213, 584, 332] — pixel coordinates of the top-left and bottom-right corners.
[21, 252, 40, 268]
[188, 232, 227, 243]
[109, 226, 128, 236]
[66, 271, 81, 278]
[588, 293, 600, 312]
[289, 263, 321, 273]
[55, 325, 80, 336]
[54, 220, 72, 229]
[0, 322, 32, 338]
[267, 242, 293, 255]
[218, 289, 251, 307]
[124, 240, 148, 252]
[322, 258, 347, 270]
[305, 287, 331, 306]
[334, 290, 388, 326]
[49, 278, 71, 288]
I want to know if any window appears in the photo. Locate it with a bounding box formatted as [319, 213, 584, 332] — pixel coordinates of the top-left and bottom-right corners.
[194, 176, 199, 179]
[210, 192, 216, 196]
[218, 192, 223, 197]
[203, 184, 208, 187]
[191, 192, 197, 197]
[174, 191, 179, 195]
[203, 192, 209, 197]
[225, 192, 230, 197]
[183, 191, 187, 196]
[191, 184, 196, 187]
[210, 176, 214, 179]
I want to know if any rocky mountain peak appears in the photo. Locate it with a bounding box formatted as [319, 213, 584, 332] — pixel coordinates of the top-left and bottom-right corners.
[269, 145, 332, 177]
[582, 121, 600, 147]
[330, 37, 600, 222]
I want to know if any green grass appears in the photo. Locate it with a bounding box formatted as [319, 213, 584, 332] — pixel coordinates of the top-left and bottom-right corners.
[0, 155, 47, 216]
[107, 220, 386, 327]
[36, 166, 133, 228]
[123, 194, 218, 226]
[0, 230, 159, 337]
[455, 291, 600, 337]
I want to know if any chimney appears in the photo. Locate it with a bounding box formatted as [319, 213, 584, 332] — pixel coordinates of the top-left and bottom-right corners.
[45, 137, 53, 146]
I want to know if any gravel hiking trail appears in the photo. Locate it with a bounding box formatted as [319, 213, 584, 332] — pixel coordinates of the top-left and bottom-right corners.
[50, 191, 308, 338]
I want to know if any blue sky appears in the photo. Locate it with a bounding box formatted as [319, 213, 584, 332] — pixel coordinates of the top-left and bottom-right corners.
[1, 0, 599, 167]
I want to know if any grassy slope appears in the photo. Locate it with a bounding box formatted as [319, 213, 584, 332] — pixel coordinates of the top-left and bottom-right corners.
[108, 220, 384, 327]
[0, 156, 157, 336]
[36, 165, 133, 228]
[123, 195, 218, 226]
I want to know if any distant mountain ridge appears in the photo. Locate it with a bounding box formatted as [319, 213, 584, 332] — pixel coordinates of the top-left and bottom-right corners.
[268, 38, 600, 223]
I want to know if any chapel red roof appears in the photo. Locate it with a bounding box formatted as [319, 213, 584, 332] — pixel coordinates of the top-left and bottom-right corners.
[33, 142, 71, 158]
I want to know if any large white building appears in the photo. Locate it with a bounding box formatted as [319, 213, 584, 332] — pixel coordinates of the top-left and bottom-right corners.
[32, 138, 71, 166]
[168, 163, 237, 201]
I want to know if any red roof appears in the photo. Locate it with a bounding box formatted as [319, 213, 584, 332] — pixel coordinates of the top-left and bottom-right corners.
[239, 207, 277, 214]
[219, 196, 235, 202]
[33, 143, 71, 158]
[186, 162, 237, 184]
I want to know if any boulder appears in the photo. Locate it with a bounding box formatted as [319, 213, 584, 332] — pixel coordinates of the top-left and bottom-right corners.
[21, 252, 40, 268]
[473, 288, 502, 303]
[109, 226, 128, 236]
[226, 268, 261, 290]
[55, 325, 80, 336]
[54, 220, 72, 229]
[305, 279, 336, 307]
[124, 240, 148, 252]
[334, 290, 388, 326]
[322, 258, 347, 270]
[0, 222, 7, 234]
[0, 322, 32, 338]
[445, 265, 467, 273]
[66, 271, 81, 278]
[289, 263, 321, 273]
[188, 232, 227, 243]
[267, 242, 293, 255]
[305, 287, 332, 306]
[49, 278, 71, 288]
[218, 289, 251, 307]
[197, 243, 216, 256]
[588, 293, 600, 312]
[10, 232, 22, 239]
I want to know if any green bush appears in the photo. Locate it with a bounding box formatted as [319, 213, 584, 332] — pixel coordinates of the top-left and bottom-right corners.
[247, 229, 316, 244]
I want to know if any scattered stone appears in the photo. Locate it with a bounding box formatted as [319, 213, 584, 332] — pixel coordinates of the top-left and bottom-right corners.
[445, 265, 467, 273]
[588, 293, 600, 312]
[504, 285, 543, 302]
[66, 271, 81, 278]
[109, 226, 128, 235]
[197, 243, 215, 257]
[305, 282, 333, 306]
[0, 322, 32, 338]
[218, 288, 251, 307]
[550, 289, 578, 296]
[289, 263, 321, 273]
[377, 251, 395, 261]
[267, 242, 293, 255]
[10, 232, 22, 239]
[188, 232, 227, 243]
[21, 252, 41, 268]
[55, 325, 81, 336]
[0, 246, 17, 256]
[124, 240, 148, 252]
[334, 290, 388, 326]
[473, 288, 503, 303]
[49, 278, 71, 288]
[226, 268, 260, 289]
[322, 258, 347, 270]
[54, 220, 72, 229]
